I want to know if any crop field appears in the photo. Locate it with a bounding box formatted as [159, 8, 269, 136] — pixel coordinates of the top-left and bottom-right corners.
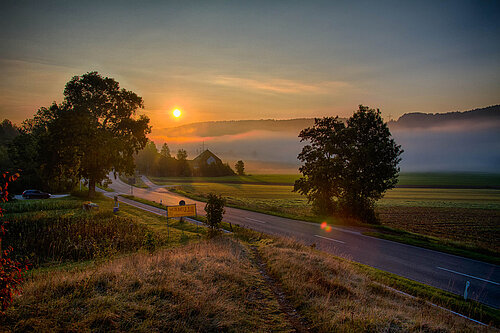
[397, 172, 500, 187]
[377, 207, 500, 253]
[379, 188, 500, 209]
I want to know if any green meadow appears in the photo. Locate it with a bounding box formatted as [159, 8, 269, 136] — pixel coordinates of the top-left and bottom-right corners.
[151, 172, 500, 187]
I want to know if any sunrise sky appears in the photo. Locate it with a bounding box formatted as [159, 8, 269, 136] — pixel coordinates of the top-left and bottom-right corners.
[1, 1, 499, 129]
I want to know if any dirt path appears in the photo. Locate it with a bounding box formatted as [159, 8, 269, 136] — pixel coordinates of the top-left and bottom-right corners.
[250, 245, 310, 333]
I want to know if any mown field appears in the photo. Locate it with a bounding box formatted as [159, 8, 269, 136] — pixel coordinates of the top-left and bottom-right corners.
[151, 172, 500, 187]
[1, 208, 496, 331]
[151, 174, 299, 185]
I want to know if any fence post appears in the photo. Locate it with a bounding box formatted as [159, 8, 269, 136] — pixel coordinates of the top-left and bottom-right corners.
[464, 281, 470, 300]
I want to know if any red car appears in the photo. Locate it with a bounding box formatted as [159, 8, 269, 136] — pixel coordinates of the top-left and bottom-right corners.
[22, 189, 51, 199]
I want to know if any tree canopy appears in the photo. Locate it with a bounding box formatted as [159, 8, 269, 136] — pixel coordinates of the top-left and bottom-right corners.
[235, 160, 245, 176]
[63, 72, 150, 196]
[294, 105, 403, 223]
[15, 71, 150, 196]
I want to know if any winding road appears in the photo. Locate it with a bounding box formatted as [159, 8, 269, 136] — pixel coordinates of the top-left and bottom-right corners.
[104, 174, 500, 309]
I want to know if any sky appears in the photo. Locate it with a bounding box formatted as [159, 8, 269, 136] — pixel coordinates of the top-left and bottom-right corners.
[1, 0, 499, 129]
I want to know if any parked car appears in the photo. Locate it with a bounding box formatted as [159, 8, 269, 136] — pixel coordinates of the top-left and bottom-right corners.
[22, 189, 51, 199]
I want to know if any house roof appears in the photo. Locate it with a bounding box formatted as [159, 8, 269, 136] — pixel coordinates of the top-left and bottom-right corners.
[191, 149, 223, 165]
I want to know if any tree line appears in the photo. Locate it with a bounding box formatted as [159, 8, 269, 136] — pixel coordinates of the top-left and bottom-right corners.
[134, 141, 235, 177]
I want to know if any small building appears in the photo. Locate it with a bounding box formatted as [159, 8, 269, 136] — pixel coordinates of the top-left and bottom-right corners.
[189, 149, 234, 176]
[189, 149, 223, 171]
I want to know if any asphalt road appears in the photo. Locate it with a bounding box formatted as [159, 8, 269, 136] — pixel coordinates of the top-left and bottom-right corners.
[105, 174, 500, 309]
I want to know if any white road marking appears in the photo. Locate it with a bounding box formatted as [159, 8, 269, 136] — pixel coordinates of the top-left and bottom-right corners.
[436, 267, 500, 286]
[314, 235, 346, 244]
[245, 217, 267, 224]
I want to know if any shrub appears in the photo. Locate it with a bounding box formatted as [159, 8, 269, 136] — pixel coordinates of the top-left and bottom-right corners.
[204, 193, 226, 237]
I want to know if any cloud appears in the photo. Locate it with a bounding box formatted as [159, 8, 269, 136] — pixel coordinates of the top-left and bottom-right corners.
[211, 75, 349, 95]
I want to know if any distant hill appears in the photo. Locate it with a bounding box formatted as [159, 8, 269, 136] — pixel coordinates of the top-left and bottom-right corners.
[153, 105, 500, 138]
[388, 105, 500, 129]
[153, 118, 317, 138]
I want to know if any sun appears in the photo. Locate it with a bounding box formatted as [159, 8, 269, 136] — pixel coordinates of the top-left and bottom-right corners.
[173, 109, 181, 118]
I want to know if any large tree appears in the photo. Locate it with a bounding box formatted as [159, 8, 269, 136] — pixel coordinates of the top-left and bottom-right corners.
[22, 72, 150, 197]
[294, 105, 403, 223]
[63, 72, 150, 197]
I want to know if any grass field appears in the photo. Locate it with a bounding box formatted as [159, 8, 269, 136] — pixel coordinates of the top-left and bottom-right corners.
[151, 174, 299, 185]
[150, 172, 500, 187]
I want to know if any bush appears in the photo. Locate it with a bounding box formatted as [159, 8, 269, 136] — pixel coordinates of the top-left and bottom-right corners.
[204, 193, 226, 237]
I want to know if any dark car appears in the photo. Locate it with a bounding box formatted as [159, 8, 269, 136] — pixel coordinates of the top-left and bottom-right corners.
[22, 190, 51, 199]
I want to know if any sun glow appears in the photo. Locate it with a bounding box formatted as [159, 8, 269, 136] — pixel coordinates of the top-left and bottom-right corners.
[173, 109, 181, 118]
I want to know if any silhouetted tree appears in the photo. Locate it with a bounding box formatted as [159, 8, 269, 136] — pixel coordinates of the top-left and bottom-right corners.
[294, 105, 403, 223]
[136, 141, 159, 175]
[160, 143, 171, 158]
[176, 149, 192, 177]
[60, 72, 150, 197]
[235, 160, 245, 175]
[0, 120, 19, 175]
[204, 193, 226, 237]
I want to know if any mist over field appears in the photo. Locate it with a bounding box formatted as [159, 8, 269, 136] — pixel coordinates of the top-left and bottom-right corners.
[151, 106, 500, 173]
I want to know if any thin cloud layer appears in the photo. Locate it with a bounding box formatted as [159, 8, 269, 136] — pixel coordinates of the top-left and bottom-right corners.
[212, 75, 349, 95]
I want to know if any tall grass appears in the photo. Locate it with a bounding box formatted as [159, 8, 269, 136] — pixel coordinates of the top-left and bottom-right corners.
[0, 238, 291, 332]
[3, 210, 149, 266]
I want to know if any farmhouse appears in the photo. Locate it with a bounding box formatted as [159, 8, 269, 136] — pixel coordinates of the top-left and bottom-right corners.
[189, 149, 234, 176]
[189, 149, 223, 170]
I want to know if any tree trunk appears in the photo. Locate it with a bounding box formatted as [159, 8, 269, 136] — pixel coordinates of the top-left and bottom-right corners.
[88, 178, 96, 198]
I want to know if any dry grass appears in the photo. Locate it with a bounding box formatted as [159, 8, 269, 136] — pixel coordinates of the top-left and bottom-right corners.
[1, 238, 291, 332]
[1, 234, 496, 332]
[257, 238, 493, 332]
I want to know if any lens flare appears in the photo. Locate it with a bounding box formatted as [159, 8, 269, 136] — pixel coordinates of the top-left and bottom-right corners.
[321, 221, 332, 232]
